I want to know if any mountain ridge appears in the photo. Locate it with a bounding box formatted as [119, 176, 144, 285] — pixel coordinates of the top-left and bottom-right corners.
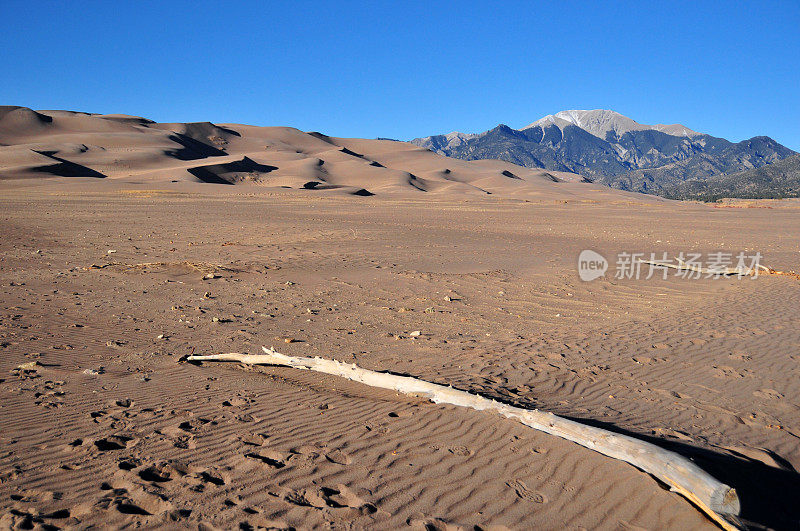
[412, 110, 796, 199]
[522, 109, 700, 140]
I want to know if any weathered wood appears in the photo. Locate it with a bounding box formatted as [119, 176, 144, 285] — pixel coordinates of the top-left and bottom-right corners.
[187, 348, 742, 530]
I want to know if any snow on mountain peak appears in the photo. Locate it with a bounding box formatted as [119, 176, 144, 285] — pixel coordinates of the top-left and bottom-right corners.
[522, 109, 699, 139]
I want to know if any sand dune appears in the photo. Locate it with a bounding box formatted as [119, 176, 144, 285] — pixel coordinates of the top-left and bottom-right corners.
[0, 107, 649, 201]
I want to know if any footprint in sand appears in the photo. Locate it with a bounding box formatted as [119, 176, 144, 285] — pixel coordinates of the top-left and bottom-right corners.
[90, 410, 108, 422]
[115, 455, 141, 469]
[245, 449, 286, 469]
[506, 479, 548, 504]
[221, 397, 250, 408]
[138, 462, 177, 483]
[158, 422, 204, 449]
[447, 445, 473, 457]
[711, 365, 749, 379]
[178, 417, 216, 433]
[93, 435, 135, 452]
[0, 508, 69, 529]
[239, 432, 269, 446]
[280, 484, 379, 516]
[198, 468, 229, 487]
[120, 458, 222, 496]
[283, 488, 328, 508]
[96, 480, 173, 516]
[172, 435, 196, 449]
[235, 413, 259, 423]
[284, 444, 324, 468]
[115, 398, 134, 408]
[321, 484, 379, 515]
[753, 388, 784, 400]
[325, 449, 352, 465]
[365, 422, 390, 435]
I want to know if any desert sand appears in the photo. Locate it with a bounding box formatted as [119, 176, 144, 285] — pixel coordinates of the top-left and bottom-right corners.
[1, 108, 799, 530]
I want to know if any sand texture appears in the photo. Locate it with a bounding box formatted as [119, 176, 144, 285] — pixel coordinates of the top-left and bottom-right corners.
[1, 109, 799, 529]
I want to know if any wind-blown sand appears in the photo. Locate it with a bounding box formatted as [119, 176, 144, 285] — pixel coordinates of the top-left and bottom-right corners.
[1, 108, 799, 530]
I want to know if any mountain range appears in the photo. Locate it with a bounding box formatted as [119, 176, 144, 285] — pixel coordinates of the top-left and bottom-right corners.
[412, 110, 797, 199]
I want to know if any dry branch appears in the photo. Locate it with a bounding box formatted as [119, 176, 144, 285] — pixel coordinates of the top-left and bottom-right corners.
[188, 348, 742, 530]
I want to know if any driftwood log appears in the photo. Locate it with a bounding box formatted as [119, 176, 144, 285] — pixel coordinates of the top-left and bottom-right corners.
[187, 348, 741, 530]
[189, 348, 742, 528]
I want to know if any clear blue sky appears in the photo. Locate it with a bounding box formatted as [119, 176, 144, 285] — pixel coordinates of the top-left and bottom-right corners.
[3, 1, 798, 149]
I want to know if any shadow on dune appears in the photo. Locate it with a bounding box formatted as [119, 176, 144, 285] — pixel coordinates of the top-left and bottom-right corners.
[301, 181, 374, 196]
[166, 133, 228, 161]
[31, 151, 105, 178]
[187, 157, 277, 184]
[302, 180, 337, 190]
[559, 414, 800, 530]
[407, 173, 427, 192]
[502, 169, 522, 179]
[307, 131, 336, 144]
[340, 147, 364, 158]
[214, 125, 241, 137]
[0, 106, 53, 124]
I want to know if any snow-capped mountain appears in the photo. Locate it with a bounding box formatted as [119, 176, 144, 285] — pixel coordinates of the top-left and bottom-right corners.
[522, 109, 700, 140]
[411, 110, 795, 197]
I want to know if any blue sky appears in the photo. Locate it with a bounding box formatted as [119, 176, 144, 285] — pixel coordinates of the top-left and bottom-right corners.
[3, 1, 798, 149]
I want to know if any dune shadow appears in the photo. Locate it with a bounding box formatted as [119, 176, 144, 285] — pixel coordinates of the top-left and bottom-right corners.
[307, 131, 335, 144]
[187, 157, 277, 184]
[166, 133, 228, 161]
[214, 125, 241, 137]
[340, 147, 364, 158]
[31, 151, 105, 178]
[0, 106, 53, 123]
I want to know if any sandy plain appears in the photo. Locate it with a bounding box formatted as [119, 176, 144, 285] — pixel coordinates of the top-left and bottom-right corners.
[1, 107, 799, 529]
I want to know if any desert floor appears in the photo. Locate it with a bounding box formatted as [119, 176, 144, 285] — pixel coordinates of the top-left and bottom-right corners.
[1, 181, 799, 530]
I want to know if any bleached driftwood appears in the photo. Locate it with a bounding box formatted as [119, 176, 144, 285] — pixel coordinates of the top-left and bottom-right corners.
[187, 348, 741, 530]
